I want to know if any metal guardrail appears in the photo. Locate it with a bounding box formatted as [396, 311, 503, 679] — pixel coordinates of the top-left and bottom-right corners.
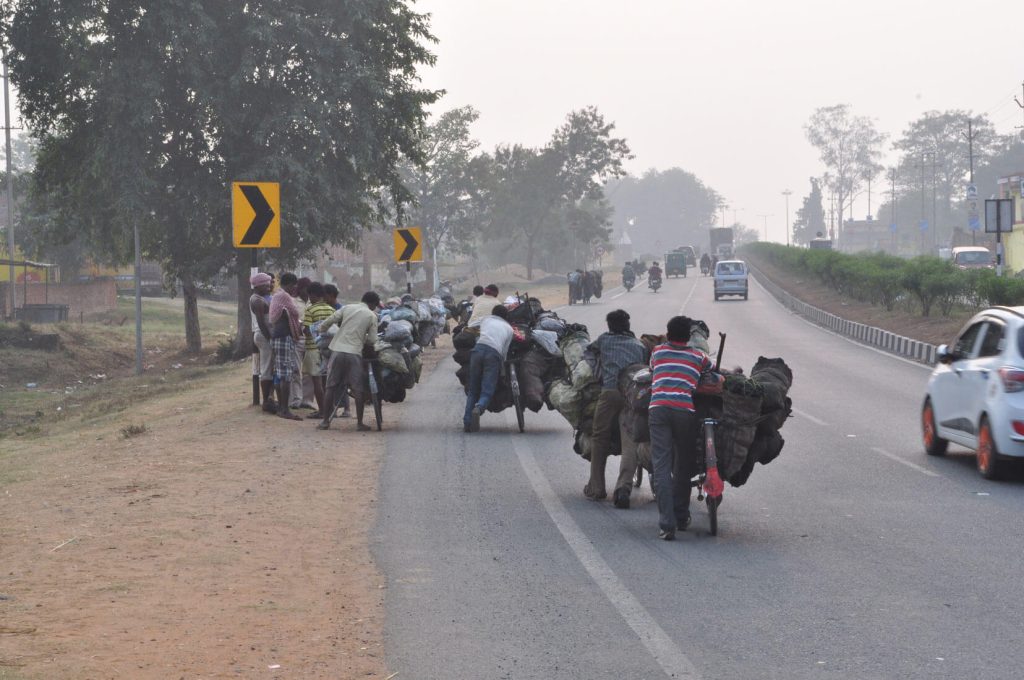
[749, 264, 937, 366]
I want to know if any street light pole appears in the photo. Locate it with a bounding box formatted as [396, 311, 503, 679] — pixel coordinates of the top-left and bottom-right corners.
[782, 190, 792, 246]
[757, 214, 772, 242]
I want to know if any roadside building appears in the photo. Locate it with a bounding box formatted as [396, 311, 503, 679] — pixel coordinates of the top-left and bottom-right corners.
[997, 173, 1024, 273]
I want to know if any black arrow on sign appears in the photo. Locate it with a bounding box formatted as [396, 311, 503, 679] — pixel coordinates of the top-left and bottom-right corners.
[397, 228, 419, 261]
[238, 185, 276, 245]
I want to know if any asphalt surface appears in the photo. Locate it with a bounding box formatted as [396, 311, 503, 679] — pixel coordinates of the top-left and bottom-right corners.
[374, 272, 1024, 680]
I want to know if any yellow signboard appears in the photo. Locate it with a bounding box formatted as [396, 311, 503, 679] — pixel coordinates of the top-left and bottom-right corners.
[232, 182, 280, 248]
[393, 227, 423, 263]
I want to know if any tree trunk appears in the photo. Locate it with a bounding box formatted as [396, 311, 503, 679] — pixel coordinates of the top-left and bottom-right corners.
[431, 242, 441, 292]
[182, 278, 202, 354]
[525, 236, 535, 280]
[233, 257, 254, 359]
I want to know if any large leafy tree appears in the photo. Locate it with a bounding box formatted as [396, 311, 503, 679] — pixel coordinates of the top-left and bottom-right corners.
[399, 106, 490, 290]
[893, 110, 997, 239]
[805, 104, 886, 241]
[488, 107, 630, 278]
[6, 0, 438, 354]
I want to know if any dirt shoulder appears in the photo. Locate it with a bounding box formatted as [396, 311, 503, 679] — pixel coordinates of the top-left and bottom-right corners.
[0, 335, 453, 678]
[746, 253, 968, 347]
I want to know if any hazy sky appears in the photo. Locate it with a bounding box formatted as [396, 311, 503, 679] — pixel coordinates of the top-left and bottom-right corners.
[416, 0, 1024, 242]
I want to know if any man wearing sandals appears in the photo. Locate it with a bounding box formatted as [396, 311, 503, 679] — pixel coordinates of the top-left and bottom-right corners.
[316, 291, 381, 432]
[268, 272, 304, 421]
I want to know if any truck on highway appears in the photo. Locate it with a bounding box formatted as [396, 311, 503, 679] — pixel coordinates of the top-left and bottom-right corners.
[710, 227, 734, 260]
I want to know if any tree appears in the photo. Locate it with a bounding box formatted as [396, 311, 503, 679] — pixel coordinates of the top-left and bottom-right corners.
[894, 111, 996, 209]
[791, 178, 827, 246]
[7, 0, 439, 354]
[398, 106, 489, 290]
[489, 107, 630, 278]
[605, 168, 721, 255]
[804, 105, 886, 241]
[732, 223, 758, 247]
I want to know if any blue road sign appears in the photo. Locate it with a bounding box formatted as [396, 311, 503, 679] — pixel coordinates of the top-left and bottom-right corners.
[889, 223, 897, 233]
[969, 216, 981, 231]
[919, 219, 929, 232]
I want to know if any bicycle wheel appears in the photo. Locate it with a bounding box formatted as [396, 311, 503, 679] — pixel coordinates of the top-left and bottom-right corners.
[509, 364, 525, 433]
[707, 495, 719, 536]
[367, 363, 383, 431]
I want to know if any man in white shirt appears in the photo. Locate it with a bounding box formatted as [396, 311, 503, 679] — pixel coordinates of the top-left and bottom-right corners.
[464, 304, 513, 432]
[465, 284, 500, 328]
[316, 291, 381, 432]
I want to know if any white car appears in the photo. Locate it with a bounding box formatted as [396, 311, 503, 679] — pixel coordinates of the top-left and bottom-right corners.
[922, 306, 1024, 479]
[713, 260, 748, 301]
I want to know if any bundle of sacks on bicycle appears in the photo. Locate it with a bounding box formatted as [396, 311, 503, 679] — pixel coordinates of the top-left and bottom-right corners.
[359, 296, 448, 403]
[548, 321, 794, 487]
[451, 296, 583, 413]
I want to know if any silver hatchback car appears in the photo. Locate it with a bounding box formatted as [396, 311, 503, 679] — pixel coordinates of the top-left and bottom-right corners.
[713, 260, 748, 301]
[923, 306, 1024, 479]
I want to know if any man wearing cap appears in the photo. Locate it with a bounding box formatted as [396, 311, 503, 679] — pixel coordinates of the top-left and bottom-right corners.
[465, 284, 500, 328]
[249, 272, 276, 412]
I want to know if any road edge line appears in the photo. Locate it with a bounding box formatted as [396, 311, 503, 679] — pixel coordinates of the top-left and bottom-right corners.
[511, 435, 701, 680]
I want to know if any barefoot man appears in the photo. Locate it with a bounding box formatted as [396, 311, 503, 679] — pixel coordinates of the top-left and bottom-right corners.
[316, 291, 381, 432]
[268, 272, 304, 421]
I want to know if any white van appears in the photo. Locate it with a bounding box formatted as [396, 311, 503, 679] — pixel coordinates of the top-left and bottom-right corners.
[713, 260, 748, 301]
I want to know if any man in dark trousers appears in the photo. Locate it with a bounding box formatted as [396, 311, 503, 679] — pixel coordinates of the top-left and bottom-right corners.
[585, 309, 647, 505]
[463, 305, 513, 432]
[316, 291, 381, 432]
[648, 315, 713, 540]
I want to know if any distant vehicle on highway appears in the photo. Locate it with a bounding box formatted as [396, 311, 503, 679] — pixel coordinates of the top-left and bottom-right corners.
[674, 245, 698, 267]
[951, 246, 994, 270]
[713, 259, 748, 301]
[808, 237, 833, 250]
[664, 251, 688, 278]
[923, 306, 1024, 479]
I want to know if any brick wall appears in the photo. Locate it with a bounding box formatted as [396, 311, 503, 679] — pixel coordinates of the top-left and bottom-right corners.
[0, 279, 118, 320]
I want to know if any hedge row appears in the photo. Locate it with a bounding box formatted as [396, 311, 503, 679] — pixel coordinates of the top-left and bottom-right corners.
[741, 243, 1024, 317]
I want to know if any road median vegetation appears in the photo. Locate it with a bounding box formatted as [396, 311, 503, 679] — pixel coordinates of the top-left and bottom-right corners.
[743, 243, 1024, 318]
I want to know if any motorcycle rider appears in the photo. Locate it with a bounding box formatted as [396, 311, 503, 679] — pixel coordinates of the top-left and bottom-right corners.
[621, 263, 636, 290]
[700, 252, 711, 275]
[648, 261, 663, 289]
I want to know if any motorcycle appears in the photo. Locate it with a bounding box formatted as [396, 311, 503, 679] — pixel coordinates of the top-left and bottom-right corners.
[649, 276, 662, 293]
[700, 262, 710, 276]
[623, 273, 635, 292]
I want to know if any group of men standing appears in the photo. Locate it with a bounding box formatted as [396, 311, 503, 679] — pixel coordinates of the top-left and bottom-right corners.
[248, 271, 380, 432]
[585, 309, 712, 541]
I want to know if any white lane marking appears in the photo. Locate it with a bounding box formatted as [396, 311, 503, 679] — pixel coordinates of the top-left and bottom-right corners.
[678, 276, 699, 314]
[750, 276, 931, 371]
[871, 447, 940, 477]
[791, 407, 828, 427]
[512, 435, 700, 679]
[610, 291, 625, 300]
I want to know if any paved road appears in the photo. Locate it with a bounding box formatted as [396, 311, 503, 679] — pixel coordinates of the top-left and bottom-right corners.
[375, 273, 1024, 679]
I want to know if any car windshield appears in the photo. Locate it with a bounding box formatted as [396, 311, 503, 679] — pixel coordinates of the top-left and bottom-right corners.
[956, 251, 990, 264]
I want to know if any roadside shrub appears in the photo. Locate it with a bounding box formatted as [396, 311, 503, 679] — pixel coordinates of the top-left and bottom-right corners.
[214, 334, 237, 364]
[978, 274, 1024, 307]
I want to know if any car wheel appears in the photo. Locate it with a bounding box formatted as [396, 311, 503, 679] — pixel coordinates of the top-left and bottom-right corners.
[743, 290, 748, 300]
[921, 398, 948, 456]
[976, 417, 1004, 480]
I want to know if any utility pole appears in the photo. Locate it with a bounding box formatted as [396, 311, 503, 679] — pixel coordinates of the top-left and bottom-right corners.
[963, 118, 978, 246]
[918, 154, 927, 255]
[757, 214, 772, 242]
[2, 47, 15, 320]
[782, 189, 792, 247]
[931, 152, 939, 254]
[889, 168, 897, 253]
[1015, 81, 1024, 132]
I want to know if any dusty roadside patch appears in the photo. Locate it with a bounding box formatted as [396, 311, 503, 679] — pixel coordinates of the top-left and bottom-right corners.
[0, 335, 450, 678]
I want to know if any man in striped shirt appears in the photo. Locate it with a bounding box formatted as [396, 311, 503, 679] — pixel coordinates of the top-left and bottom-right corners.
[649, 315, 713, 540]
